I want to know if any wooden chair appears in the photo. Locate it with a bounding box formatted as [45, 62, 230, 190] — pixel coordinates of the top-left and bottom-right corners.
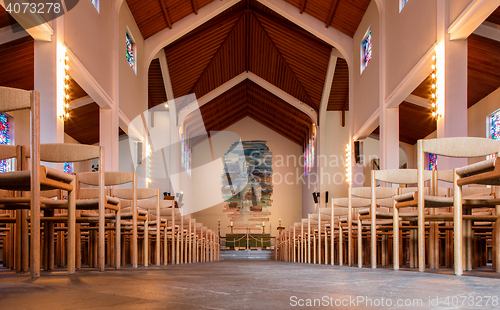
[0, 87, 41, 277]
[417, 137, 500, 275]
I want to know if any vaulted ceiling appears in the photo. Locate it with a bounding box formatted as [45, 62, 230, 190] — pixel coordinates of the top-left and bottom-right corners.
[183, 80, 314, 147]
[1, 1, 500, 148]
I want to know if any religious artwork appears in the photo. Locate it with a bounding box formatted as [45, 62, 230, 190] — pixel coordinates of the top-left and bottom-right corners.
[126, 32, 135, 71]
[0, 113, 11, 173]
[361, 29, 372, 72]
[428, 153, 437, 171]
[221, 141, 273, 230]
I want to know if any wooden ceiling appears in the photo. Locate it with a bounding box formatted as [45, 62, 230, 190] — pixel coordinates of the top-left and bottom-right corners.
[64, 78, 100, 145]
[162, 0, 335, 114]
[64, 102, 100, 145]
[127, 0, 370, 39]
[284, 0, 371, 37]
[0, 36, 34, 91]
[0, 6, 16, 29]
[183, 80, 313, 146]
[468, 34, 500, 108]
[328, 58, 349, 111]
[148, 59, 167, 109]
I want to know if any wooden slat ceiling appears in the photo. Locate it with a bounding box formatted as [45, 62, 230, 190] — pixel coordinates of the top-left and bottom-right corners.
[64, 103, 100, 145]
[328, 58, 348, 111]
[163, 0, 333, 114]
[0, 36, 34, 91]
[0, 5, 17, 29]
[148, 59, 167, 109]
[65, 79, 100, 145]
[486, 6, 500, 25]
[184, 80, 313, 147]
[126, 0, 216, 39]
[398, 102, 436, 145]
[284, 0, 371, 37]
[468, 34, 500, 108]
[127, 0, 369, 39]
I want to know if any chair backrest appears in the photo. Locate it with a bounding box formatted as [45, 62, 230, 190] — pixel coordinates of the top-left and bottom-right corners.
[419, 137, 500, 158]
[373, 169, 431, 185]
[78, 171, 133, 187]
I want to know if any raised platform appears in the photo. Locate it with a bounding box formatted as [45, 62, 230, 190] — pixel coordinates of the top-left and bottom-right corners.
[220, 249, 274, 261]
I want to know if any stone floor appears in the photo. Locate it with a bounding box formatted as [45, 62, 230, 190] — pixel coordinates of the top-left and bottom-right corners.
[1, 261, 500, 309]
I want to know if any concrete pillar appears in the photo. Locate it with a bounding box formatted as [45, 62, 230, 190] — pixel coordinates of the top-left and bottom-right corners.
[35, 18, 64, 144]
[436, 0, 468, 170]
[100, 106, 119, 171]
[379, 107, 399, 170]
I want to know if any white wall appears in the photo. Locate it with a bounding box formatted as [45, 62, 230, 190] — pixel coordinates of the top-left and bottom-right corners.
[352, 0, 380, 135]
[322, 111, 350, 201]
[385, 0, 436, 97]
[65, 0, 114, 97]
[450, 0, 474, 24]
[118, 2, 146, 122]
[190, 116, 303, 237]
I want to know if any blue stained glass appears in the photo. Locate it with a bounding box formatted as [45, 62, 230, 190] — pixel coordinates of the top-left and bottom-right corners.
[63, 162, 74, 173]
[362, 30, 372, 71]
[428, 153, 437, 171]
[490, 110, 500, 140]
[0, 113, 11, 173]
[91, 0, 98, 7]
[126, 32, 135, 71]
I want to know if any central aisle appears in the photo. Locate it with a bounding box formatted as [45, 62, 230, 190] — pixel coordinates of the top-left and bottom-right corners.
[0, 261, 499, 309]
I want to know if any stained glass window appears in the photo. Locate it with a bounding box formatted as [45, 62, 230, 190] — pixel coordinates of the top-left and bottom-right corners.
[63, 162, 74, 174]
[304, 127, 315, 176]
[0, 113, 11, 173]
[428, 153, 437, 171]
[90, 0, 99, 11]
[126, 32, 136, 72]
[361, 29, 372, 73]
[490, 110, 500, 140]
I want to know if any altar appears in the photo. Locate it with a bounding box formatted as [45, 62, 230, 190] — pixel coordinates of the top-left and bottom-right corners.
[225, 234, 272, 249]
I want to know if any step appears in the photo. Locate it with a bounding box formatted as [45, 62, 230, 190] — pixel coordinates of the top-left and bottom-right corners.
[220, 250, 274, 260]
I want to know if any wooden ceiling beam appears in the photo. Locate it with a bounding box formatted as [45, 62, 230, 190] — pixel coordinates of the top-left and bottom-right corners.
[189, 103, 249, 138]
[191, 0, 198, 15]
[246, 112, 303, 145]
[325, 0, 340, 29]
[189, 13, 245, 95]
[246, 105, 305, 142]
[182, 81, 250, 127]
[300, 0, 307, 14]
[165, 8, 246, 54]
[252, 7, 331, 53]
[252, 11, 317, 111]
[158, 0, 172, 30]
[186, 97, 248, 134]
[247, 89, 311, 128]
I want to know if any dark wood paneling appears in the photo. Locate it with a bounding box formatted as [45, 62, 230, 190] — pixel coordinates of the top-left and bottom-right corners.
[0, 36, 34, 91]
[126, 0, 216, 39]
[486, 6, 500, 25]
[185, 80, 313, 147]
[399, 102, 436, 145]
[468, 34, 500, 108]
[284, 0, 370, 37]
[0, 5, 17, 29]
[162, 0, 332, 113]
[412, 73, 433, 99]
[64, 103, 100, 145]
[148, 59, 167, 109]
[68, 78, 88, 100]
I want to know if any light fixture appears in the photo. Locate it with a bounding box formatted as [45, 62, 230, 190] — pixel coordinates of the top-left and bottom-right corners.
[431, 45, 443, 120]
[164, 102, 169, 110]
[58, 45, 70, 121]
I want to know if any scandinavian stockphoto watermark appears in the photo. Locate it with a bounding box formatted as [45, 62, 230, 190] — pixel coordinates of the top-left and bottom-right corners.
[289, 295, 500, 308]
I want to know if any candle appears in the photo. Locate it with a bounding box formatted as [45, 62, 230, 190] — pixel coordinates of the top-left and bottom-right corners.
[263, 222, 265, 227]
[230, 221, 233, 227]
[279, 218, 282, 227]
